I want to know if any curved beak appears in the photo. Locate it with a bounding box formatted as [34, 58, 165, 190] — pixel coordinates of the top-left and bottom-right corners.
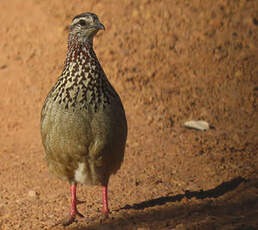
[97, 22, 105, 30]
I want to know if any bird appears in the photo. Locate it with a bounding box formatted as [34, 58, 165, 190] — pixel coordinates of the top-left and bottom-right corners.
[40, 12, 127, 226]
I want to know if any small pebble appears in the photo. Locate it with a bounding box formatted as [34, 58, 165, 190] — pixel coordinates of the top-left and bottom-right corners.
[28, 190, 38, 198]
[184, 120, 209, 131]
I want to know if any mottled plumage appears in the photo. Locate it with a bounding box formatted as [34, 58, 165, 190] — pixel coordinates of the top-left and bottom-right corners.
[40, 12, 127, 225]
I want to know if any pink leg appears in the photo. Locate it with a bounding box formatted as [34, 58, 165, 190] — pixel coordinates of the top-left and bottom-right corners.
[102, 185, 109, 216]
[70, 183, 84, 218]
[62, 183, 84, 226]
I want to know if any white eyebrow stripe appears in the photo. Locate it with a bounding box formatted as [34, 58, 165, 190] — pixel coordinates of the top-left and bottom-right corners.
[72, 17, 86, 25]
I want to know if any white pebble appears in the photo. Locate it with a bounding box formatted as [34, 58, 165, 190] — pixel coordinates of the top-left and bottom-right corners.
[184, 120, 209, 131]
[28, 190, 38, 197]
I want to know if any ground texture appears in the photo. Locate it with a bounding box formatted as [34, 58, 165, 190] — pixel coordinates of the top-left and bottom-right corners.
[0, 0, 257, 229]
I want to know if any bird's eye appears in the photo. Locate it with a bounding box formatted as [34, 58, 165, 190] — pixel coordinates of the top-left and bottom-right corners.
[78, 20, 86, 26]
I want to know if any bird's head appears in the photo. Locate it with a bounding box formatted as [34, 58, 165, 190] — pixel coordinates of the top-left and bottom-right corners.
[69, 12, 105, 44]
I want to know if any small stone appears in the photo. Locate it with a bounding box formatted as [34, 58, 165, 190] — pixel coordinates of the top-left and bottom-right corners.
[184, 120, 209, 131]
[28, 190, 38, 198]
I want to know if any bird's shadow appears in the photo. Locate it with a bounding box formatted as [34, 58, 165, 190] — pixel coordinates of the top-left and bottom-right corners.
[70, 176, 257, 230]
[118, 176, 246, 211]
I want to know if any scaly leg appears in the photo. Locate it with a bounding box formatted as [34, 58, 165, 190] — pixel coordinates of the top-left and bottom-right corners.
[62, 183, 84, 226]
[102, 185, 109, 216]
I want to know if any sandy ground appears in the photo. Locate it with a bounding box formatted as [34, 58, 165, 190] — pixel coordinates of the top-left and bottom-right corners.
[0, 0, 257, 229]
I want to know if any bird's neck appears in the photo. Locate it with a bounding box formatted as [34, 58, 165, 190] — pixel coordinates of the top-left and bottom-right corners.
[68, 33, 94, 50]
[64, 34, 98, 72]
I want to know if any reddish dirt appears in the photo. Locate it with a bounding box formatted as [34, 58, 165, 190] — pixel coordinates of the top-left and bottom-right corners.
[0, 0, 257, 229]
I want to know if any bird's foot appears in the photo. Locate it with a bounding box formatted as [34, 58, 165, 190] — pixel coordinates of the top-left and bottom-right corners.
[101, 208, 110, 218]
[61, 210, 84, 226]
